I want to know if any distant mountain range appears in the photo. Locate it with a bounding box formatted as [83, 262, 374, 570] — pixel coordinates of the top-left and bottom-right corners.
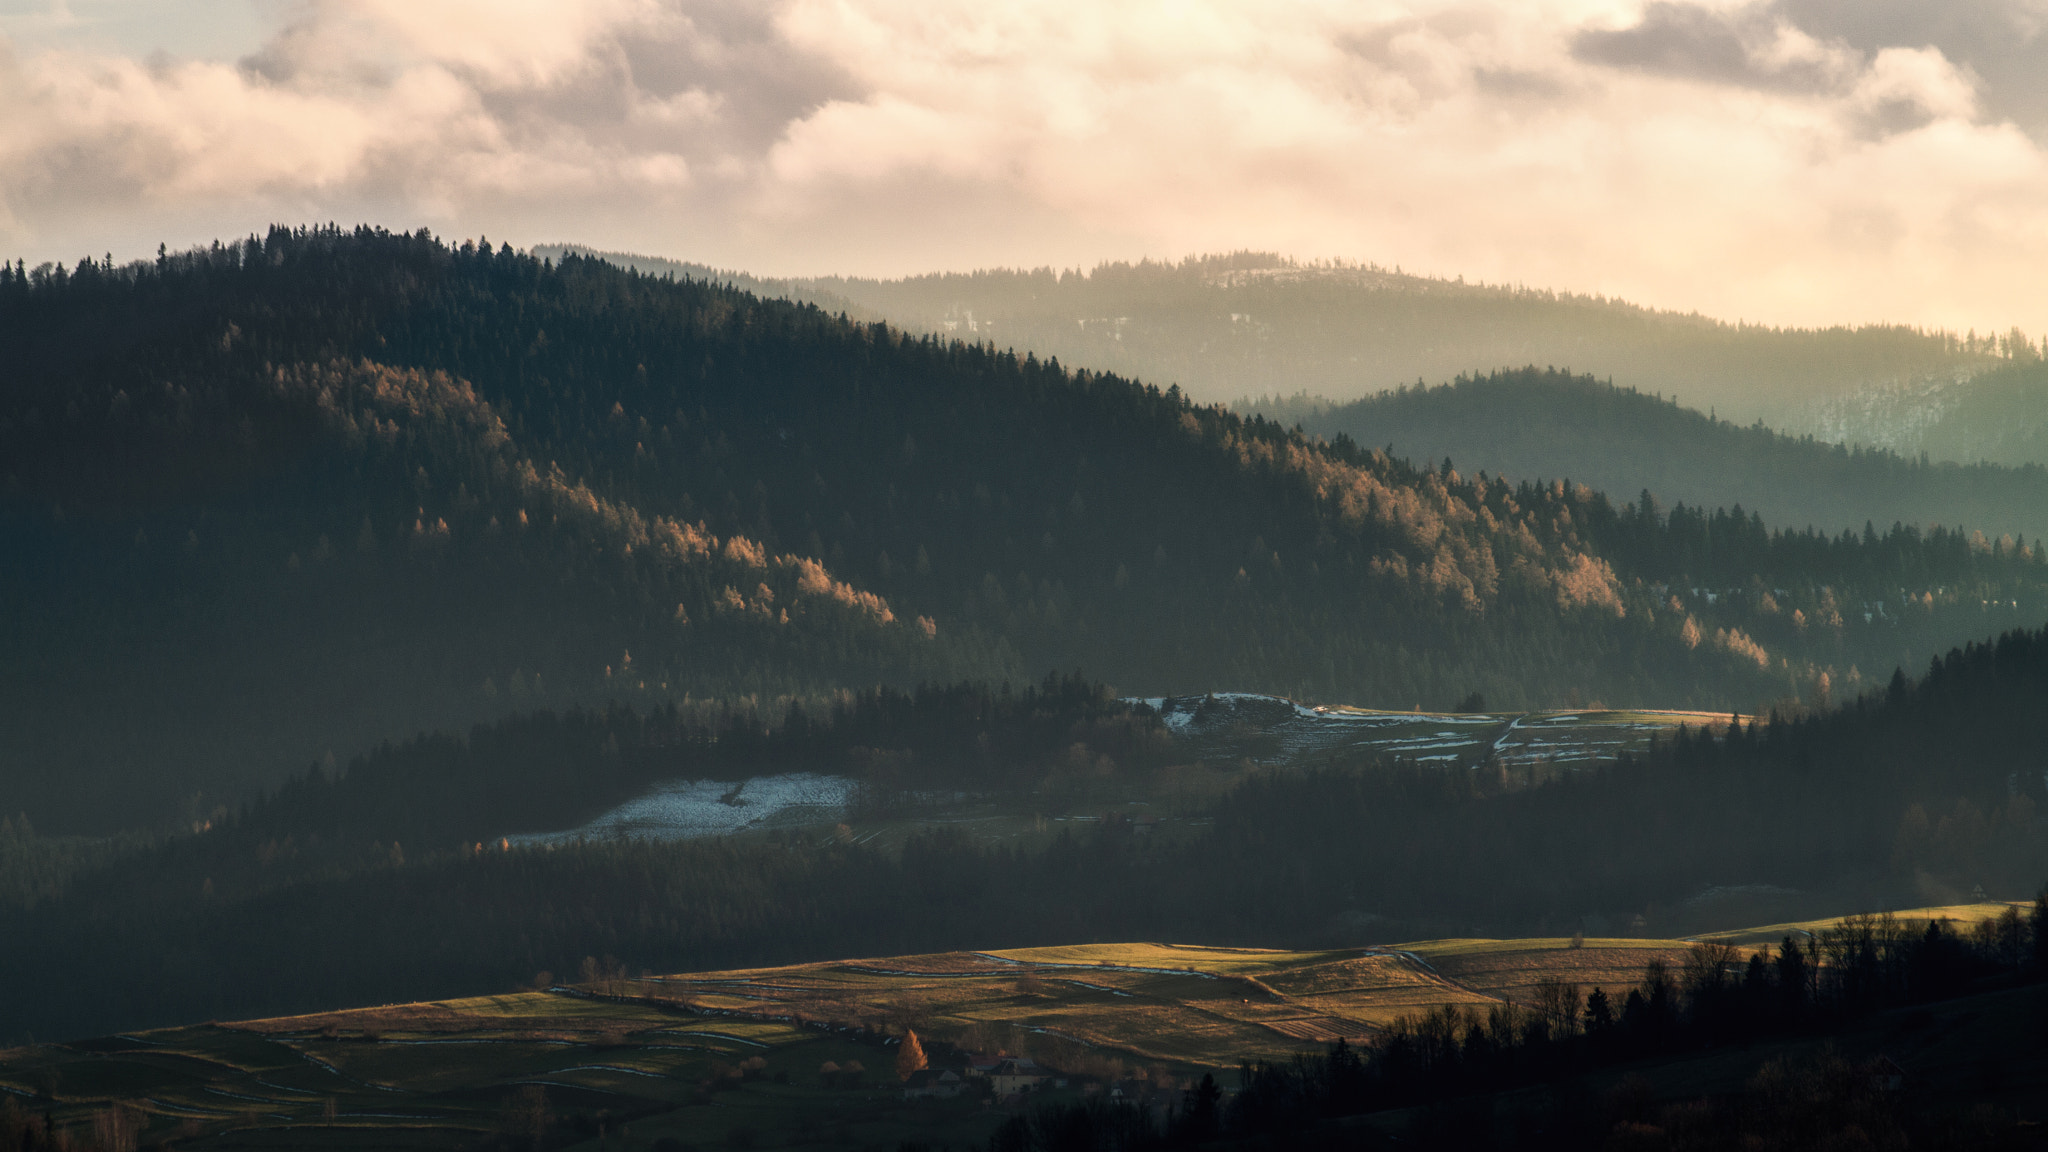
[542, 245, 2002, 434]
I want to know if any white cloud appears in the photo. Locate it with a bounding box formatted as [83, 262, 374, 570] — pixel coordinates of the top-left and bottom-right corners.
[3, 0, 2048, 334]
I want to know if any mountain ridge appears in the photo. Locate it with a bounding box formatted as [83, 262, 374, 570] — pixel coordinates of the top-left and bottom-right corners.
[539, 244, 1998, 429]
[1247, 368, 2048, 543]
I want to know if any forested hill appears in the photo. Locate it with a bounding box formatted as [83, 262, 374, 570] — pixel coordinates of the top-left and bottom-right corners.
[3, 227, 2043, 833]
[542, 245, 1990, 429]
[1249, 369, 2048, 542]
[1815, 355, 2048, 469]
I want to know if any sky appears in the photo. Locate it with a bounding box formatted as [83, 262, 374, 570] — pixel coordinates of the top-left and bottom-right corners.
[3, 0, 2048, 333]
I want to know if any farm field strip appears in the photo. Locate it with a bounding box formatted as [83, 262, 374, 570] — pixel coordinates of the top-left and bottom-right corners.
[983, 943, 1356, 973]
[1143, 693, 1738, 773]
[654, 1031, 771, 1048]
[975, 956, 1223, 980]
[1690, 900, 2029, 947]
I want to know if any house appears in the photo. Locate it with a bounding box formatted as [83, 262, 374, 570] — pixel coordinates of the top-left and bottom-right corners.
[966, 1053, 1037, 1078]
[989, 1059, 1048, 1096]
[1108, 1079, 1149, 1102]
[1870, 1056, 1904, 1093]
[902, 1069, 963, 1100]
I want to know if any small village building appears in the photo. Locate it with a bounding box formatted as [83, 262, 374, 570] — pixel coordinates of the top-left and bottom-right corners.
[1109, 1078, 1149, 1102]
[902, 1069, 963, 1100]
[989, 1059, 1048, 1096]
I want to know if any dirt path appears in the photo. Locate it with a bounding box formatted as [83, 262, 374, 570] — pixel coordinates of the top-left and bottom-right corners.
[1363, 949, 1509, 1005]
[1484, 716, 1526, 765]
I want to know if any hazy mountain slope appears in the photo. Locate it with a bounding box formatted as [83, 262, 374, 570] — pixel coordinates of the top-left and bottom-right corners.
[1916, 358, 2048, 468]
[1251, 369, 2048, 542]
[1810, 356, 2048, 469]
[543, 246, 1990, 429]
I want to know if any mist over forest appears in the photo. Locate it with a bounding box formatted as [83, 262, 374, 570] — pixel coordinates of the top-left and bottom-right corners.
[547, 245, 2031, 443]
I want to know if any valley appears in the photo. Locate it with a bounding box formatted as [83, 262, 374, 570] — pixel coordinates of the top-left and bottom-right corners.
[7, 233, 2048, 1150]
[15, 0, 2048, 1139]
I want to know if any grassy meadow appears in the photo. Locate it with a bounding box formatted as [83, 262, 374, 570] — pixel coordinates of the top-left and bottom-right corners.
[12, 904, 2013, 1151]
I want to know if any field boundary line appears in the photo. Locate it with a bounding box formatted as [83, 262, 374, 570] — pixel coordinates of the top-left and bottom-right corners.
[1363, 949, 1510, 1004]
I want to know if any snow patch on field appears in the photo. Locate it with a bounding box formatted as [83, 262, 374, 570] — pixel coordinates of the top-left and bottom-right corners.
[507, 774, 859, 846]
[1136, 693, 1695, 770]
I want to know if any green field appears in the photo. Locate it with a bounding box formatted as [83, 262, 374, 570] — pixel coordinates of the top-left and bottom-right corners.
[16, 904, 2011, 1150]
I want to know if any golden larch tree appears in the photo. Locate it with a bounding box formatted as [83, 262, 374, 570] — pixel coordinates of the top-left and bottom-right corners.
[896, 1029, 928, 1081]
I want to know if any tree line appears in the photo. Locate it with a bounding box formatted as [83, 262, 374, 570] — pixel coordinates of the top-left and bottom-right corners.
[987, 903, 2048, 1152]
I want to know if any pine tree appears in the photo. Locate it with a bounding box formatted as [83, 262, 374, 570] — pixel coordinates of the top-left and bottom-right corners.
[2033, 888, 2048, 971]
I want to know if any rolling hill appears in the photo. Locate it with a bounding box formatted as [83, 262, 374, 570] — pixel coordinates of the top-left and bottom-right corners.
[1, 903, 2038, 1151]
[7, 226, 1888, 833]
[1247, 369, 2048, 543]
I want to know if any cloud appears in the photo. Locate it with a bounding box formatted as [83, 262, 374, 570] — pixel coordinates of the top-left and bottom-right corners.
[3, 0, 2048, 336]
[1572, 3, 1856, 92]
[1774, 0, 2048, 133]
[1573, 2, 1984, 134]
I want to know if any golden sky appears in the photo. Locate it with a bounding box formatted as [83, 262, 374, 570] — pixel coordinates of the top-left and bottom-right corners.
[4, 0, 2048, 333]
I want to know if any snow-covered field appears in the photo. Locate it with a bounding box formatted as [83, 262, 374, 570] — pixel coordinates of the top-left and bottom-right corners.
[507, 773, 859, 846]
